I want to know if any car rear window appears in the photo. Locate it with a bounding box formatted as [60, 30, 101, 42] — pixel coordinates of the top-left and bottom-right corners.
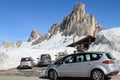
[106, 53, 115, 60]
[41, 55, 51, 59]
[21, 58, 31, 61]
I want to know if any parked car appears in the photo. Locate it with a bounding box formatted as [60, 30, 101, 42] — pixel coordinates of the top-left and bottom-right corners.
[55, 52, 68, 61]
[46, 52, 119, 80]
[20, 57, 34, 69]
[38, 54, 51, 66]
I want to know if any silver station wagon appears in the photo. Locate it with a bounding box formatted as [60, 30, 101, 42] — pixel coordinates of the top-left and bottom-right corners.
[46, 52, 119, 80]
[20, 57, 34, 69]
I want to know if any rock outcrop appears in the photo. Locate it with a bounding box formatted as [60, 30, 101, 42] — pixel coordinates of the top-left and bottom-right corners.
[0, 40, 23, 48]
[16, 40, 23, 47]
[32, 34, 49, 45]
[0, 3, 103, 47]
[59, 3, 103, 36]
[47, 3, 103, 37]
[48, 24, 60, 35]
[29, 3, 103, 45]
[1, 41, 16, 48]
[28, 30, 41, 42]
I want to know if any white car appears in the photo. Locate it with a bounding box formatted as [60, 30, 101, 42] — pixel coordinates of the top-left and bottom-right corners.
[46, 52, 119, 80]
[20, 57, 34, 69]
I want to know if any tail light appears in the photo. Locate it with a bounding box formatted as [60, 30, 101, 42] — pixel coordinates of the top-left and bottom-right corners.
[102, 60, 114, 64]
[30, 60, 32, 65]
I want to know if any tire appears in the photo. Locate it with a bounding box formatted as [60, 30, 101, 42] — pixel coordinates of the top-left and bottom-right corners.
[48, 70, 58, 80]
[91, 69, 105, 80]
[105, 77, 111, 80]
[29, 67, 32, 69]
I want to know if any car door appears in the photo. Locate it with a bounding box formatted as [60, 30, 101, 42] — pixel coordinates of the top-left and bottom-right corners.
[56, 54, 75, 77]
[73, 53, 92, 77]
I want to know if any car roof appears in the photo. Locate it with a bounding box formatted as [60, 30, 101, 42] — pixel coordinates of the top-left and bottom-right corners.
[40, 54, 50, 55]
[22, 57, 31, 58]
[75, 51, 109, 55]
[21, 57, 32, 59]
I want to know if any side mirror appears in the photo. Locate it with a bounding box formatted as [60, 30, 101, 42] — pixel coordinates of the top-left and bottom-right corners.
[37, 58, 39, 59]
[55, 60, 62, 65]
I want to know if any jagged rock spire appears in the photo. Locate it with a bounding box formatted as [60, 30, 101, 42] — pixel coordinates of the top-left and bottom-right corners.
[30, 3, 103, 45]
[73, 3, 85, 22]
[59, 3, 103, 36]
[28, 30, 41, 42]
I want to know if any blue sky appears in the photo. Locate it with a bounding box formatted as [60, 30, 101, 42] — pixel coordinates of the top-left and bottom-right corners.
[0, 0, 120, 44]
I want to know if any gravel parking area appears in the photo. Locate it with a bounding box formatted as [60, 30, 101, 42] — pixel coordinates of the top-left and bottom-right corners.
[0, 76, 120, 80]
[0, 67, 120, 80]
[0, 76, 40, 80]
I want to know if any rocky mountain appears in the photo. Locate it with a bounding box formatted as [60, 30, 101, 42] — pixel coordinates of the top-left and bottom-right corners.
[0, 3, 103, 47]
[28, 30, 41, 42]
[0, 40, 23, 48]
[59, 3, 103, 36]
[29, 3, 103, 45]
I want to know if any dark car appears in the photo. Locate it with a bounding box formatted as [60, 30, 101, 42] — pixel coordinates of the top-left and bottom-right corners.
[38, 54, 51, 66]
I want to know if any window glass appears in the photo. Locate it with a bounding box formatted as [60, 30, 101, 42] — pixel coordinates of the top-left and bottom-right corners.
[106, 53, 115, 60]
[41, 54, 50, 59]
[76, 54, 84, 62]
[92, 54, 97, 58]
[91, 53, 102, 61]
[21, 57, 31, 61]
[85, 54, 91, 61]
[63, 55, 74, 63]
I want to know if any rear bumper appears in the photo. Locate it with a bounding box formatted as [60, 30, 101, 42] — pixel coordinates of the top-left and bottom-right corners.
[38, 62, 51, 66]
[106, 71, 119, 76]
[20, 65, 32, 68]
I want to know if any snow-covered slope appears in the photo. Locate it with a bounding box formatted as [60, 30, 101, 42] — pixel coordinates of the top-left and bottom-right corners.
[0, 32, 85, 70]
[35, 32, 85, 49]
[0, 47, 76, 70]
[1, 28, 120, 70]
[89, 28, 120, 60]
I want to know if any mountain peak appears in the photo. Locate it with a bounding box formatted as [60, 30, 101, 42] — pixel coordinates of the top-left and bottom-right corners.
[73, 3, 85, 22]
[28, 30, 41, 42]
[73, 3, 85, 14]
[29, 3, 103, 45]
[59, 3, 103, 36]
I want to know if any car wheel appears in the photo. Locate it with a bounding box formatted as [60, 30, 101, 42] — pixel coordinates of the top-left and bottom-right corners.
[91, 69, 105, 80]
[48, 70, 58, 80]
[105, 77, 111, 80]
